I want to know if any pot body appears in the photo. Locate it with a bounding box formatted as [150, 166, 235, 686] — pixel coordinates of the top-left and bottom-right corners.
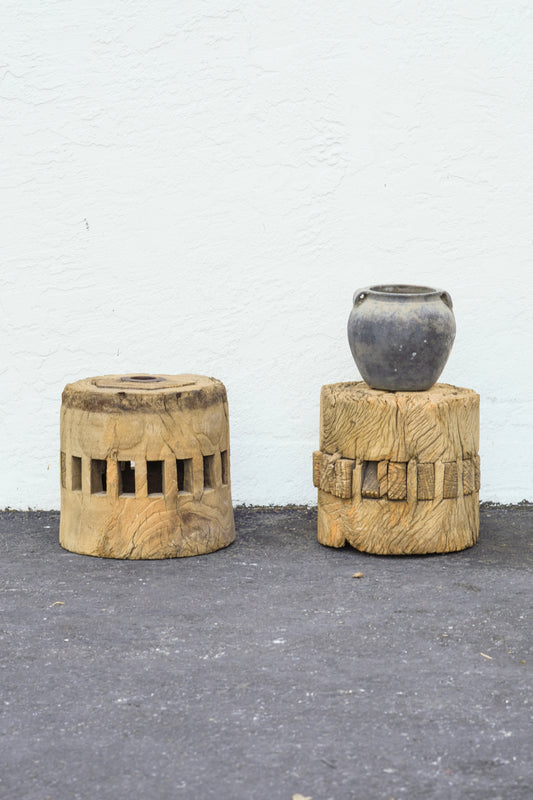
[347, 285, 456, 391]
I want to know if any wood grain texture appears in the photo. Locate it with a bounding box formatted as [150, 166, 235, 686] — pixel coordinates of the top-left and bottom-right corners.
[320, 382, 479, 462]
[463, 459, 475, 496]
[417, 463, 435, 500]
[60, 374, 235, 559]
[474, 455, 481, 491]
[388, 462, 407, 500]
[443, 461, 458, 498]
[377, 461, 388, 497]
[361, 461, 380, 498]
[312, 451, 354, 499]
[316, 382, 480, 555]
[317, 488, 479, 555]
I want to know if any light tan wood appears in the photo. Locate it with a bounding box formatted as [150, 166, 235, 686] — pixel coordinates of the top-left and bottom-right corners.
[320, 382, 479, 462]
[361, 460, 388, 498]
[388, 461, 407, 500]
[60, 374, 235, 559]
[312, 451, 354, 499]
[443, 461, 458, 498]
[474, 455, 481, 491]
[463, 459, 475, 496]
[417, 463, 435, 500]
[314, 382, 480, 555]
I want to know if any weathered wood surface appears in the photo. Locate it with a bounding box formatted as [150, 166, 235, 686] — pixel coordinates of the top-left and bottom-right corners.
[314, 382, 480, 555]
[60, 374, 235, 559]
[388, 461, 407, 500]
[463, 459, 475, 496]
[417, 463, 435, 501]
[312, 451, 354, 499]
[320, 382, 479, 463]
[443, 461, 458, 499]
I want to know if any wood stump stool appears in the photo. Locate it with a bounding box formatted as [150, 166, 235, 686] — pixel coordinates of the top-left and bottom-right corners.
[60, 374, 235, 559]
[313, 382, 480, 555]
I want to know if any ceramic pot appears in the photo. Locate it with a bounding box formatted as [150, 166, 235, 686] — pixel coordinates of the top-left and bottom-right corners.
[347, 284, 456, 391]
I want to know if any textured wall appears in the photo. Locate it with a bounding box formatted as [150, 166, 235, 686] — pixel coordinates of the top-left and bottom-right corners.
[2, 0, 532, 508]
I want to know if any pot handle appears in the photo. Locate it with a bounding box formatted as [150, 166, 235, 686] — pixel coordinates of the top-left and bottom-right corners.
[352, 289, 367, 307]
[440, 291, 453, 310]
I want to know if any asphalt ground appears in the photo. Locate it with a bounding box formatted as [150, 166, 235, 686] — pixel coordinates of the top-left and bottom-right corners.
[0, 505, 531, 800]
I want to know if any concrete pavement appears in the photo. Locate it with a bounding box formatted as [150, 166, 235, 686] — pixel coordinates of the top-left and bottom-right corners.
[0, 505, 531, 800]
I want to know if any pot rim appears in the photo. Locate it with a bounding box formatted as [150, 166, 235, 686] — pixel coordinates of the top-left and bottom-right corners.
[367, 284, 442, 296]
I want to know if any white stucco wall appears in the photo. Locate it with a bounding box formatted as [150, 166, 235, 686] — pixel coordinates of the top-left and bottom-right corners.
[2, 1, 532, 508]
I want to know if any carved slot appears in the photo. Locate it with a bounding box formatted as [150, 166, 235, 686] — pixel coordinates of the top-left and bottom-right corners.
[91, 459, 107, 494]
[60, 452, 66, 489]
[72, 456, 82, 491]
[147, 461, 164, 495]
[203, 454, 215, 489]
[119, 461, 136, 495]
[176, 458, 193, 493]
[220, 450, 229, 485]
[362, 461, 387, 499]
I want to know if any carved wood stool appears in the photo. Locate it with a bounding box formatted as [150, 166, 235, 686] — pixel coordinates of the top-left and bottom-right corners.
[60, 374, 235, 559]
[313, 382, 480, 554]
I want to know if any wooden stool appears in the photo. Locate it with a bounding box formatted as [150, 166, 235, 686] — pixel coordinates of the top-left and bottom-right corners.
[60, 374, 235, 559]
[313, 382, 480, 555]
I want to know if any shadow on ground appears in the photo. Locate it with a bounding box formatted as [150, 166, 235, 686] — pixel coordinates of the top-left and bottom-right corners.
[0, 505, 531, 800]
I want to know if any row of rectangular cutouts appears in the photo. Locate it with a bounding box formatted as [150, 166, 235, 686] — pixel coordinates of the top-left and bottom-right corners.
[313, 451, 480, 501]
[361, 458, 480, 501]
[61, 452, 229, 496]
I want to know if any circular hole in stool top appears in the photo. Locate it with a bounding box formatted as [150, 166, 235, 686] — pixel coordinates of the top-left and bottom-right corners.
[120, 375, 164, 383]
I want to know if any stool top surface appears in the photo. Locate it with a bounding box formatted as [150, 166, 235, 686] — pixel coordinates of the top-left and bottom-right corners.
[92, 374, 213, 391]
[322, 381, 478, 402]
[62, 374, 227, 412]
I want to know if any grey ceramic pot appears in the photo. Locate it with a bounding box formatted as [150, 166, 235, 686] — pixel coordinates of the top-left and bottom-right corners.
[347, 284, 456, 392]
